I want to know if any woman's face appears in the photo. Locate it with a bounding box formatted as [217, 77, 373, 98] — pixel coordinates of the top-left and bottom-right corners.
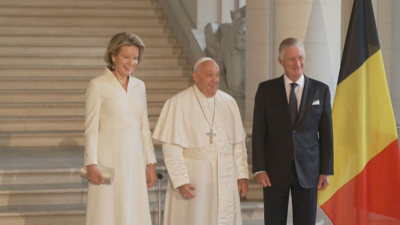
[111, 45, 139, 77]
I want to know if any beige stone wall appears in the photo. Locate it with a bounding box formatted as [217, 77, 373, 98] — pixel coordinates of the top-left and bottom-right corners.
[245, 0, 400, 126]
[390, 1, 400, 125]
[245, 0, 273, 117]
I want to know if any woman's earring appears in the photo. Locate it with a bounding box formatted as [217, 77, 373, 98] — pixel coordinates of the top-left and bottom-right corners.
[112, 61, 115, 70]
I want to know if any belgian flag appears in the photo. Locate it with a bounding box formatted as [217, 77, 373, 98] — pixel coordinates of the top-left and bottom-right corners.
[317, 0, 400, 224]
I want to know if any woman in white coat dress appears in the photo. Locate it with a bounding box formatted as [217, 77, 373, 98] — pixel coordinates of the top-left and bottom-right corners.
[84, 32, 157, 225]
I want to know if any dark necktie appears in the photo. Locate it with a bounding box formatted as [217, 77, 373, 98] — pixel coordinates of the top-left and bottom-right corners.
[289, 83, 298, 124]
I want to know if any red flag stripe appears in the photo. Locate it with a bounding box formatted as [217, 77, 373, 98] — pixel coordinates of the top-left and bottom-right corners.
[321, 140, 400, 224]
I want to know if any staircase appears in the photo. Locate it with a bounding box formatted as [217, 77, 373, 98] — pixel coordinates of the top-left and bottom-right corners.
[0, 0, 264, 224]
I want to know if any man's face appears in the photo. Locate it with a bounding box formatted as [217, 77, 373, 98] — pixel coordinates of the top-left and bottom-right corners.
[278, 45, 305, 82]
[192, 60, 220, 97]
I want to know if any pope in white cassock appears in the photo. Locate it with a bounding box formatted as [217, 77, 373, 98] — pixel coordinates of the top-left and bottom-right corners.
[153, 57, 249, 225]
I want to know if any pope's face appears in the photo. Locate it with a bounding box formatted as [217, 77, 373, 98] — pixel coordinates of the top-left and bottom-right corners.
[111, 45, 139, 78]
[192, 60, 220, 97]
[278, 45, 305, 82]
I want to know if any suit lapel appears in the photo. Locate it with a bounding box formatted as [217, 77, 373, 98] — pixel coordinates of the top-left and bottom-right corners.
[296, 76, 313, 126]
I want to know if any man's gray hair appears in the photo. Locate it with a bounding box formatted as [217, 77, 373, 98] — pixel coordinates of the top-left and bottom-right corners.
[278, 38, 305, 60]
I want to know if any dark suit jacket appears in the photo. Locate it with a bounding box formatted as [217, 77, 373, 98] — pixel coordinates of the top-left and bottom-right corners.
[252, 75, 333, 188]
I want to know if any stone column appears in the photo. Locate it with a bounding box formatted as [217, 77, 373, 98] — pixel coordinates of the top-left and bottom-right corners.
[273, 0, 341, 103]
[238, 0, 246, 8]
[375, 1, 392, 86]
[245, 0, 273, 117]
[341, 0, 352, 54]
[388, 1, 400, 124]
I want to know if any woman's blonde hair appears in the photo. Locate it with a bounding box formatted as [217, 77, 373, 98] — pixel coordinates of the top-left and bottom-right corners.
[104, 32, 145, 70]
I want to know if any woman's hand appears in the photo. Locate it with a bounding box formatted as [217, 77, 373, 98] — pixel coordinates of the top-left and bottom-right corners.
[238, 179, 249, 198]
[86, 164, 104, 184]
[146, 164, 157, 188]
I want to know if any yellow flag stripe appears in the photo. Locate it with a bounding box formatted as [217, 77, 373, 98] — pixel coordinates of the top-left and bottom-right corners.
[318, 50, 398, 204]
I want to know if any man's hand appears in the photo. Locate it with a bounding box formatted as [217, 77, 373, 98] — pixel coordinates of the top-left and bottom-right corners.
[178, 183, 196, 199]
[146, 164, 157, 188]
[86, 164, 104, 185]
[317, 175, 330, 190]
[238, 179, 249, 198]
[255, 172, 272, 187]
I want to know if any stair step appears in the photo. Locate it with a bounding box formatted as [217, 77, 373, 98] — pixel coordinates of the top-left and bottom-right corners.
[0, 201, 264, 225]
[0, 102, 83, 117]
[0, 55, 187, 66]
[0, 146, 165, 185]
[0, 6, 163, 17]
[0, 116, 85, 132]
[0, 130, 85, 147]
[0, 35, 176, 46]
[240, 201, 265, 223]
[245, 180, 263, 201]
[0, 0, 157, 8]
[0, 204, 87, 225]
[0, 179, 169, 206]
[0, 45, 182, 56]
[0, 185, 262, 221]
[0, 102, 85, 117]
[0, 66, 192, 78]
[0, 183, 88, 206]
[0, 115, 161, 132]
[0, 90, 86, 103]
[0, 102, 164, 117]
[0, 16, 166, 27]
[0, 129, 166, 148]
[0, 77, 191, 90]
[0, 168, 83, 186]
[0, 89, 179, 103]
[0, 25, 172, 36]
[0, 146, 83, 171]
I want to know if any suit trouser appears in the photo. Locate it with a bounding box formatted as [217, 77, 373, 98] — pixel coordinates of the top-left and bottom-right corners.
[263, 162, 317, 225]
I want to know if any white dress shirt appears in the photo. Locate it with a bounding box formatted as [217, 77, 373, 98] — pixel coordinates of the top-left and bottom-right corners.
[283, 74, 305, 111]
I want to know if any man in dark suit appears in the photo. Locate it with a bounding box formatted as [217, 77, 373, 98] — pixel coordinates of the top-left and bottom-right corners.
[252, 37, 333, 225]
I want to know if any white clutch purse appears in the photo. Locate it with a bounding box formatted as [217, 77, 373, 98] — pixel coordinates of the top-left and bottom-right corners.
[80, 165, 115, 185]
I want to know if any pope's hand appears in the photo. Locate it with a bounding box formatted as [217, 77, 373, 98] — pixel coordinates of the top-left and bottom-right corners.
[255, 172, 271, 187]
[86, 164, 104, 185]
[178, 183, 196, 199]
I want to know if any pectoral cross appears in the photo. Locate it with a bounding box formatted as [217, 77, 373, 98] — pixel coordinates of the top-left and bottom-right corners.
[206, 128, 216, 144]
